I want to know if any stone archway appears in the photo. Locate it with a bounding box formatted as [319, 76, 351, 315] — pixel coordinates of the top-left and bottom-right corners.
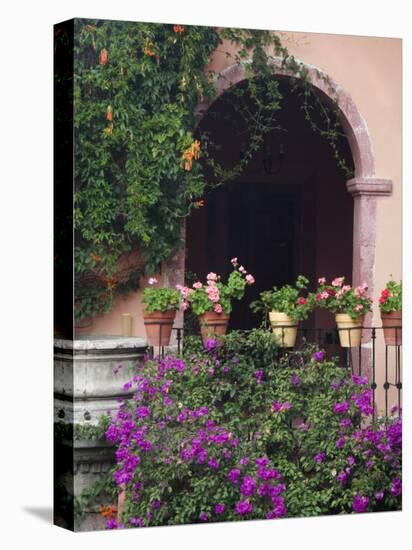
[165, 57, 393, 332]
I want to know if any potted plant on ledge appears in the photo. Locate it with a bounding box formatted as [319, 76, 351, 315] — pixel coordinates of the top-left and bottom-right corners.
[315, 277, 373, 347]
[251, 275, 314, 348]
[142, 278, 181, 347]
[180, 257, 255, 343]
[379, 279, 402, 346]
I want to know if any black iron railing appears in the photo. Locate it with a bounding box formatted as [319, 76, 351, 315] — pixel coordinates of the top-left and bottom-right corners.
[146, 324, 402, 417]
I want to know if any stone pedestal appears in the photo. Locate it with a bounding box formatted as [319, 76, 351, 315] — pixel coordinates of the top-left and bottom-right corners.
[54, 335, 147, 424]
[54, 336, 148, 531]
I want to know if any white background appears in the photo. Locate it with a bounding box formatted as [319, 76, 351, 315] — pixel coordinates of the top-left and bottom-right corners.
[0, 0, 410, 548]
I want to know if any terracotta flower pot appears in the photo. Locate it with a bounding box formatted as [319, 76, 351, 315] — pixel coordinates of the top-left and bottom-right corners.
[198, 311, 230, 343]
[143, 310, 176, 347]
[269, 311, 298, 348]
[381, 310, 402, 346]
[335, 313, 364, 347]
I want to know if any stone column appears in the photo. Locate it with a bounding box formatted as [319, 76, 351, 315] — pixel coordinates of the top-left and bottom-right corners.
[346, 177, 392, 379]
[347, 178, 393, 299]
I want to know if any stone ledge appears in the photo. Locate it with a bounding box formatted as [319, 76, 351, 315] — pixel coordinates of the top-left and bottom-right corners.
[346, 178, 393, 197]
[54, 335, 148, 352]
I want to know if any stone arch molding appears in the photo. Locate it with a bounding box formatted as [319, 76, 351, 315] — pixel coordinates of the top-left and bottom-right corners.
[193, 57, 393, 312]
[197, 57, 387, 182]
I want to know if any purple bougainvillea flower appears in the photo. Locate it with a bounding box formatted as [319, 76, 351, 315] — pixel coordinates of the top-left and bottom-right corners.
[173, 358, 186, 372]
[123, 381, 133, 392]
[204, 338, 218, 351]
[199, 512, 209, 521]
[390, 477, 402, 496]
[270, 495, 287, 518]
[340, 418, 352, 430]
[240, 457, 249, 466]
[255, 457, 270, 467]
[177, 410, 188, 423]
[163, 396, 173, 407]
[291, 373, 300, 386]
[235, 500, 253, 516]
[151, 499, 162, 509]
[353, 495, 369, 513]
[352, 374, 368, 385]
[347, 455, 355, 466]
[136, 406, 150, 419]
[258, 483, 270, 497]
[138, 439, 152, 452]
[337, 471, 348, 485]
[254, 370, 263, 384]
[106, 518, 122, 529]
[270, 484, 286, 498]
[228, 468, 241, 484]
[197, 448, 208, 464]
[336, 436, 346, 449]
[208, 458, 219, 470]
[214, 503, 225, 515]
[272, 401, 292, 412]
[312, 350, 325, 362]
[191, 406, 209, 419]
[240, 476, 256, 497]
[375, 491, 384, 501]
[314, 452, 325, 464]
[351, 389, 374, 416]
[260, 468, 282, 481]
[333, 401, 350, 414]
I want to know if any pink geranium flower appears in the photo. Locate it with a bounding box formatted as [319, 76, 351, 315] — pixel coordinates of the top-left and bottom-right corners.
[214, 303, 223, 313]
[148, 277, 158, 285]
[207, 272, 217, 281]
[332, 277, 345, 287]
[206, 286, 220, 303]
[318, 277, 326, 285]
[180, 286, 192, 299]
[193, 281, 203, 289]
[297, 297, 307, 305]
[245, 274, 255, 285]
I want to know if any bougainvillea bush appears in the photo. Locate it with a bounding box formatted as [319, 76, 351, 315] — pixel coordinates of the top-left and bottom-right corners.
[105, 331, 401, 528]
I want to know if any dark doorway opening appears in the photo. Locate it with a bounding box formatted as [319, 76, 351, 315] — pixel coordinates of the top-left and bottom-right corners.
[186, 181, 315, 330]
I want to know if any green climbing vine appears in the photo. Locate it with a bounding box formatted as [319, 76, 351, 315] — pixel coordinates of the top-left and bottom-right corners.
[60, 19, 353, 321]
